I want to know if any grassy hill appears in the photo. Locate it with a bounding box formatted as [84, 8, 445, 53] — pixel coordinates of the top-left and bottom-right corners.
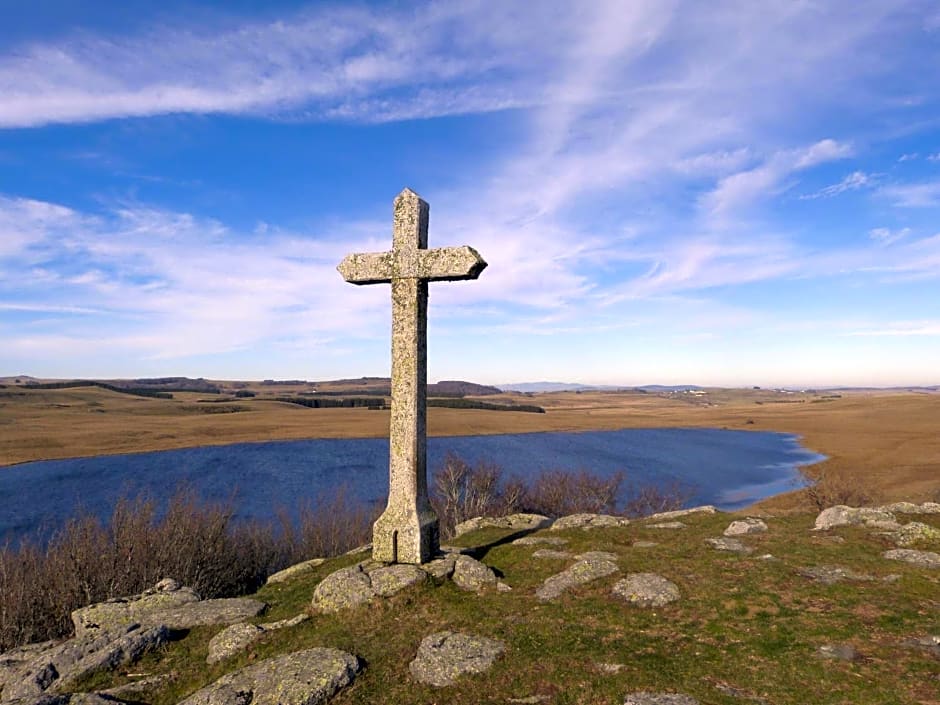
[72, 508, 940, 705]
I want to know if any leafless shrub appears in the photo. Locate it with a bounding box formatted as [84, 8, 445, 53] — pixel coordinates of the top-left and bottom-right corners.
[622, 481, 694, 518]
[523, 470, 623, 517]
[799, 466, 881, 511]
[277, 487, 377, 564]
[431, 453, 523, 537]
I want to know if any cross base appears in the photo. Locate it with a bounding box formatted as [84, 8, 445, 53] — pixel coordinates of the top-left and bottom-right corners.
[372, 505, 440, 564]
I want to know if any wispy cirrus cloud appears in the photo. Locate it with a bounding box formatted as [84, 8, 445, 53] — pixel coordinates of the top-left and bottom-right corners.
[802, 171, 877, 199]
[880, 181, 940, 207]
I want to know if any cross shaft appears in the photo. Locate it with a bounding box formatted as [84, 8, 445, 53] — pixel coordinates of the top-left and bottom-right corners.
[337, 188, 486, 564]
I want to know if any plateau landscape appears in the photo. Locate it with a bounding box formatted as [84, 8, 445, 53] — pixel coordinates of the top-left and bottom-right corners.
[2, 1, 939, 704]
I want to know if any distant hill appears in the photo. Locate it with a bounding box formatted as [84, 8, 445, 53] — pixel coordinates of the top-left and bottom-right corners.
[498, 382, 705, 393]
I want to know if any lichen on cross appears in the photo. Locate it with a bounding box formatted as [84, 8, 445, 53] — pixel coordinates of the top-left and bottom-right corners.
[337, 188, 487, 564]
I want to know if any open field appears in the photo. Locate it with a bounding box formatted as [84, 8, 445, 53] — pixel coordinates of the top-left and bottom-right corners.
[1, 384, 938, 509]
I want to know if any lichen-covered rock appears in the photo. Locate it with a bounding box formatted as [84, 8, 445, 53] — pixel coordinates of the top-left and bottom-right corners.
[723, 518, 768, 536]
[902, 635, 940, 659]
[623, 694, 699, 705]
[883, 549, 940, 568]
[422, 555, 458, 580]
[879, 501, 940, 514]
[207, 624, 265, 665]
[551, 514, 629, 531]
[892, 522, 940, 547]
[799, 565, 875, 585]
[704, 537, 753, 554]
[451, 556, 497, 592]
[5, 694, 132, 705]
[453, 514, 552, 538]
[408, 632, 504, 687]
[535, 554, 618, 601]
[511, 536, 567, 546]
[612, 574, 680, 608]
[531, 549, 574, 561]
[644, 506, 717, 522]
[178, 648, 360, 705]
[369, 564, 427, 597]
[818, 643, 858, 661]
[311, 564, 376, 613]
[70, 582, 264, 637]
[813, 506, 899, 531]
[2, 625, 169, 701]
[265, 558, 326, 585]
[71, 581, 199, 637]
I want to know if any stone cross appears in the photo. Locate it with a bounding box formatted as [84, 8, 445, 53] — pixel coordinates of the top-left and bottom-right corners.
[337, 188, 487, 564]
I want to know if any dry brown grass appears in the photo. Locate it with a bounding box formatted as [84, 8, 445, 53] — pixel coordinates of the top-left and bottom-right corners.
[2, 385, 938, 508]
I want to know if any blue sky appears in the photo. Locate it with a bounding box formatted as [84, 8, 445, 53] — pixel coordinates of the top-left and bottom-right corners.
[1, 1, 939, 387]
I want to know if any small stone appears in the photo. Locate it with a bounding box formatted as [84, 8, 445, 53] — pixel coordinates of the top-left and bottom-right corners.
[705, 537, 753, 554]
[723, 518, 768, 536]
[409, 631, 505, 687]
[496, 581, 513, 593]
[154, 578, 180, 592]
[633, 541, 659, 548]
[647, 522, 686, 530]
[508, 696, 551, 704]
[818, 643, 857, 660]
[512, 536, 568, 546]
[452, 555, 498, 591]
[883, 549, 940, 568]
[799, 565, 875, 585]
[595, 662, 625, 674]
[532, 549, 574, 560]
[623, 693, 699, 705]
[575, 551, 619, 562]
[612, 573, 680, 608]
[260, 613, 309, 630]
[902, 635, 940, 658]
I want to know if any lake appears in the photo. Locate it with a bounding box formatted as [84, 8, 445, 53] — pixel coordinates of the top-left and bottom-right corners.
[0, 428, 823, 543]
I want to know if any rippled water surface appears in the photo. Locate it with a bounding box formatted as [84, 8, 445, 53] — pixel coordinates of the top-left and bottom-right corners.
[0, 428, 823, 542]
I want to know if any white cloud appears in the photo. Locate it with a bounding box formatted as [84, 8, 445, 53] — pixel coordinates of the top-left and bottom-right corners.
[880, 181, 940, 207]
[802, 171, 875, 199]
[928, 153, 940, 161]
[898, 153, 919, 161]
[848, 321, 940, 337]
[869, 227, 911, 244]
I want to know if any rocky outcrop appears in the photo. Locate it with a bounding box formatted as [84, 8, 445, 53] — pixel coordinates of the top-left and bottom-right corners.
[644, 506, 717, 522]
[408, 632, 504, 687]
[704, 538, 753, 554]
[311, 562, 429, 612]
[178, 648, 360, 705]
[1, 625, 168, 702]
[813, 506, 899, 531]
[883, 549, 940, 568]
[535, 553, 618, 601]
[451, 556, 498, 592]
[511, 536, 567, 546]
[612, 574, 680, 608]
[453, 514, 552, 538]
[264, 558, 326, 585]
[891, 521, 940, 547]
[71, 581, 265, 637]
[623, 694, 699, 705]
[723, 518, 768, 536]
[798, 565, 875, 585]
[551, 514, 629, 531]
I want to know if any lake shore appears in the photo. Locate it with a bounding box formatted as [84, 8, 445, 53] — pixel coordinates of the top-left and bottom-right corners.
[2, 386, 938, 510]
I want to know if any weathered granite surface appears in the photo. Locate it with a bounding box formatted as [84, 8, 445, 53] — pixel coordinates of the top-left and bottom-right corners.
[265, 559, 326, 585]
[883, 549, 940, 568]
[451, 556, 497, 592]
[454, 514, 552, 538]
[799, 565, 875, 585]
[643, 506, 717, 522]
[704, 538, 753, 554]
[723, 518, 768, 536]
[408, 632, 504, 687]
[311, 561, 429, 612]
[612, 574, 680, 608]
[179, 648, 360, 705]
[813, 506, 899, 531]
[535, 553, 619, 601]
[623, 694, 699, 705]
[551, 514, 629, 531]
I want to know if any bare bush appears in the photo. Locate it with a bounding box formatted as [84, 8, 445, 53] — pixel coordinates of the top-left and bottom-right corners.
[799, 466, 881, 511]
[277, 487, 376, 563]
[523, 470, 623, 518]
[431, 453, 523, 537]
[622, 481, 693, 518]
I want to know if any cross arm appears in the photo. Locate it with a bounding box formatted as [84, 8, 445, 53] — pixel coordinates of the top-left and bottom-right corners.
[337, 252, 394, 284]
[419, 246, 487, 282]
